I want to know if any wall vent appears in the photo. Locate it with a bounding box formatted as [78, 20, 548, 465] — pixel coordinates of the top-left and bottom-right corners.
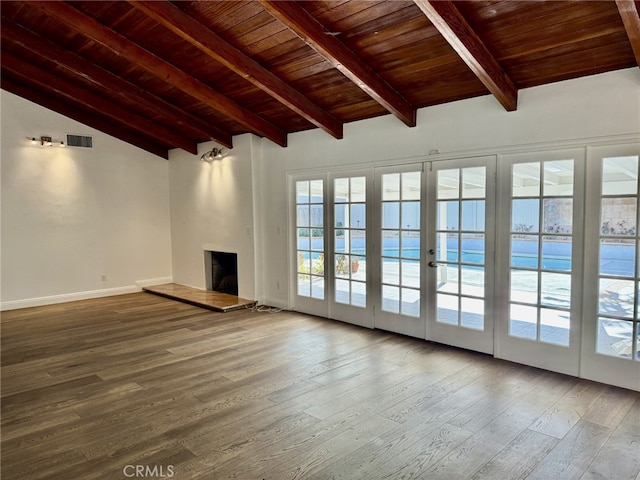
[66, 134, 93, 148]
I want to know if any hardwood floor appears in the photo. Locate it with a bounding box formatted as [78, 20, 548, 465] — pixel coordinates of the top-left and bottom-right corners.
[1, 293, 639, 480]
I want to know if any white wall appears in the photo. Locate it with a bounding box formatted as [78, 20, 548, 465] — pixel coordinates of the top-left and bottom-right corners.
[3, 68, 639, 311]
[168, 134, 257, 300]
[0, 91, 173, 310]
[254, 68, 640, 307]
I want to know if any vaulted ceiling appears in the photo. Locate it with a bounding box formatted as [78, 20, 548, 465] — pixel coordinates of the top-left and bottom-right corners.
[2, 1, 639, 159]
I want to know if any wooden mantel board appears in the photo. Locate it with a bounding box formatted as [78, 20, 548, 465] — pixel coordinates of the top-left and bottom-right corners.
[143, 283, 256, 313]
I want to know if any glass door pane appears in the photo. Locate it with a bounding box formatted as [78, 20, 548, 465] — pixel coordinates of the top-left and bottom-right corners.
[381, 172, 421, 317]
[428, 157, 495, 354]
[596, 156, 638, 359]
[295, 179, 325, 300]
[436, 168, 487, 330]
[509, 160, 574, 346]
[291, 176, 328, 318]
[334, 176, 367, 308]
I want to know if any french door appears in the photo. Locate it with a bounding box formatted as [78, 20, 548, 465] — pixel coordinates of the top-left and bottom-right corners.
[427, 157, 496, 354]
[374, 164, 425, 338]
[582, 144, 640, 391]
[495, 149, 586, 376]
[373, 156, 495, 354]
[292, 176, 328, 318]
[291, 171, 373, 326]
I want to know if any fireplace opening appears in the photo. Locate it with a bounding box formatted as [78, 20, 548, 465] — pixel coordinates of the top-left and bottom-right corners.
[207, 251, 238, 296]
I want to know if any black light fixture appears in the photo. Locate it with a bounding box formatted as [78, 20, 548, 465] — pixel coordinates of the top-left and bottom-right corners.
[200, 147, 225, 162]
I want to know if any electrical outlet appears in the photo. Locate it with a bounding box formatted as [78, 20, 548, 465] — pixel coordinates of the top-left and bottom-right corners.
[276, 280, 280, 290]
[100, 274, 107, 282]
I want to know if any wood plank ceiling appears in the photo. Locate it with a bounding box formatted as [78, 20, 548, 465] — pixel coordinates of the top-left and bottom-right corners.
[1, 1, 639, 159]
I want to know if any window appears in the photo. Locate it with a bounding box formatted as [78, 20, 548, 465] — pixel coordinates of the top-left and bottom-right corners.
[334, 177, 366, 307]
[296, 180, 325, 299]
[596, 155, 639, 360]
[509, 160, 574, 346]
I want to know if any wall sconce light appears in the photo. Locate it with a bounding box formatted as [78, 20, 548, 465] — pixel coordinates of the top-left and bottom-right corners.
[200, 147, 225, 162]
[29, 136, 65, 147]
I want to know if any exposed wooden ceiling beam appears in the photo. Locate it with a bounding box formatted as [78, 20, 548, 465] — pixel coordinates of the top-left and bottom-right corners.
[259, 0, 416, 128]
[31, 1, 287, 147]
[129, 0, 343, 140]
[615, 0, 640, 67]
[1, 76, 169, 159]
[1, 50, 198, 155]
[1, 19, 233, 149]
[413, 0, 518, 111]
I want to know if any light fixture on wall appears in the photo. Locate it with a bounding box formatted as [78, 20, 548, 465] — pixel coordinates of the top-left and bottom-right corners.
[29, 136, 65, 147]
[200, 147, 225, 162]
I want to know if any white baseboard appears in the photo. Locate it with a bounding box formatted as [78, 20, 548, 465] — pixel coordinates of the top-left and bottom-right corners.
[0, 276, 173, 311]
[0, 286, 137, 311]
[135, 277, 173, 289]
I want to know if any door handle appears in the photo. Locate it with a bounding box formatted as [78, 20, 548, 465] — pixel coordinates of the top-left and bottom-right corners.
[428, 261, 441, 268]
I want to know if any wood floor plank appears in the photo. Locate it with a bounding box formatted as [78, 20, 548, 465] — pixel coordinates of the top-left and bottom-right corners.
[70, 381, 147, 418]
[1, 410, 82, 442]
[76, 396, 208, 460]
[370, 423, 476, 480]
[1, 374, 104, 415]
[446, 361, 549, 433]
[580, 399, 640, 480]
[285, 414, 399, 479]
[378, 361, 488, 424]
[227, 414, 399, 480]
[420, 399, 557, 480]
[310, 418, 474, 480]
[10, 449, 88, 480]
[582, 385, 638, 428]
[526, 421, 613, 480]
[1, 293, 639, 480]
[468, 429, 559, 480]
[303, 366, 426, 421]
[183, 404, 318, 457]
[529, 380, 604, 439]
[157, 396, 278, 457]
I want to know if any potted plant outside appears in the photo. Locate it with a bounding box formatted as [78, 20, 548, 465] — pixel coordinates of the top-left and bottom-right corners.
[351, 256, 360, 273]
